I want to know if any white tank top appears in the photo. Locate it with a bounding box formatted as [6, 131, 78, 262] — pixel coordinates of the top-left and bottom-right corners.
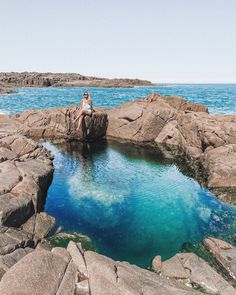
[82, 100, 91, 111]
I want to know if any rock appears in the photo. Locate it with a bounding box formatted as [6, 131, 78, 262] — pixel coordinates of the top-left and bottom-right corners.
[21, 212, 55, 240]
[0, 268, 5, 281]
[106, 93, 208, 143]
[145, 93, 208, 113]
[0, 116, 29, 137]
[0, 72, 153, 88]
[51, 247, 71, 263]
[35, 239, 53, 251]
[0, 88, 16, 94]
[0, 193, 34, 227]
[59, 79, 153, 88]
[0, 250, 70, 295]
[56, 260, 77, 295]
[13, 106, 108, 142]
[204, 237, 236, 280]
[0, 133, 53, 229]
[152, 255, 162, 273]
[75, 279, 90, 295]
[203, 144, 236, 188]
[161, 253, 236, 295]
[1, 243, 235, 294]
[84, 250, 200, 295]
[0, 247, 33, 272]
[67, 241, 88, 280]
[161, 255, 189, 279]
[33, 213, 55, 239]
[0, 226, 34, 255]
[0, 161, 22, 195]
[106, 93, 236, 203]
[0, 147, 17, 162]
[106, 98, 177, 142]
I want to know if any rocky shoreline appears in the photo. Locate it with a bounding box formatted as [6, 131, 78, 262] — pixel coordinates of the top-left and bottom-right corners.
[11, 92, 236, 203]
[0, 93, 236, 294]
[0, 72, 154, 88]
[0, 88, 17, 94]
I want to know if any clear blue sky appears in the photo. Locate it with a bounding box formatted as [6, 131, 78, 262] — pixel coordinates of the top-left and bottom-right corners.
[0, 0, 236, 83]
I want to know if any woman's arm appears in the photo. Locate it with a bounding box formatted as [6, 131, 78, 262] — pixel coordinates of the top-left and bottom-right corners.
[88, 99, 94, 111]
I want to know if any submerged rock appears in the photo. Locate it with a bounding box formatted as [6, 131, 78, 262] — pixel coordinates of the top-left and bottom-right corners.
[48, 232, 97, 252]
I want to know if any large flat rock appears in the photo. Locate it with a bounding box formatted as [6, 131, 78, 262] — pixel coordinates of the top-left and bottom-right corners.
[12, 105, 108, 142]
[0, 250, 70, 295]
[0, 133, 53, 227]
[158, 252, 236, 295]
[84, 250, 200, 295]
[0, 247, 33, 279]
[204, 237, 236, 280]
[0, 226, 33, 255]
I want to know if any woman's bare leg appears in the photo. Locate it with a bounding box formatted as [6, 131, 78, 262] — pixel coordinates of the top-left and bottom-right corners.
[77, 113, 85, 129]
[75, 109, 82, 121]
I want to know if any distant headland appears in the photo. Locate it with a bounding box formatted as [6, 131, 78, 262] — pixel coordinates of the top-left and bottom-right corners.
[0, 72, 155, 89]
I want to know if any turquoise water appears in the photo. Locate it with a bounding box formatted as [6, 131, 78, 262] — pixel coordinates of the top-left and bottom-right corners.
[0, 84, 236, 115]
[1, 84, 236, 267]
[44, 140, 236, 267]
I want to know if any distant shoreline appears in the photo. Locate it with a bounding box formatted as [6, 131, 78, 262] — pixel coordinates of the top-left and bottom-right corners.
[0, 72, 155, 88]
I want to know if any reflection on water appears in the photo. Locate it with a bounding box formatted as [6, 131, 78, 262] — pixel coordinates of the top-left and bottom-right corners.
[44, 140, 236, 267]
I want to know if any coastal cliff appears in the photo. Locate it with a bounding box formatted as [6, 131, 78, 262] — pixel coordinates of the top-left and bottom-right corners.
[0, 93, 236, 294]
[0, 72, 154, 88]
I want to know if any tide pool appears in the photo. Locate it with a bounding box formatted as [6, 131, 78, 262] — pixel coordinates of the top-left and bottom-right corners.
[2, 84, 236, 267]
[44, 140, 236, 267]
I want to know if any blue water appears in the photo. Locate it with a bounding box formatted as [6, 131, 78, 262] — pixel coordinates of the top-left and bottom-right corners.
[0, 84, 236, 115]
[1, 84, 236, 267]
[44, 140, 236, 267]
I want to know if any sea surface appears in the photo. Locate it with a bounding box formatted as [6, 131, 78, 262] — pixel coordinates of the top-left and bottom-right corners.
[1, 84, 236, 267]
[0, 84, 236, 115]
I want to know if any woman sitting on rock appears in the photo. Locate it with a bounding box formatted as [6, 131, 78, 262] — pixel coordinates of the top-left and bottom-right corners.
[74, 91, 93, 128]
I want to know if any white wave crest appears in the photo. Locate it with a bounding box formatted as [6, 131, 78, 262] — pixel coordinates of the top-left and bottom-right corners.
[0, 109, 9, 115]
